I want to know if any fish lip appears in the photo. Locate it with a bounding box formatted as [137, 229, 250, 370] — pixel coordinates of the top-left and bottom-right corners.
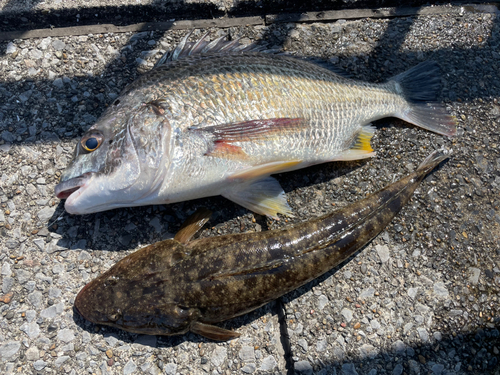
[54, 172, 93, 200]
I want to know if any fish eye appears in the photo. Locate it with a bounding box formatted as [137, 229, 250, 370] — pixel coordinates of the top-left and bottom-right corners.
[107, 311, 121, 322]
[81, 131, 104, 152]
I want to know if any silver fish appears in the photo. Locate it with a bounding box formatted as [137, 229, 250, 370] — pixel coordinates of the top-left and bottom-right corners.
[55, 32, 456, 218]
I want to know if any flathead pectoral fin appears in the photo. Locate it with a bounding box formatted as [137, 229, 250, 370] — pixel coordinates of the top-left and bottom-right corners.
[223, 177, 293, 219]
[192, 118, 308, 143]
[334, 124, 376, 161]
[174, 208, 212, 244]
[190, 321, 240, 341]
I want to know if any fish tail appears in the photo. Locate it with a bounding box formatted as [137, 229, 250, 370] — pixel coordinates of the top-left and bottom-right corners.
[390, 61, 457, 138]
[416, 149, 450, 175]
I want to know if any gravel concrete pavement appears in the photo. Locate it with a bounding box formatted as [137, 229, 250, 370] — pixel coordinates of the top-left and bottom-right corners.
[0, 2, 499, 375]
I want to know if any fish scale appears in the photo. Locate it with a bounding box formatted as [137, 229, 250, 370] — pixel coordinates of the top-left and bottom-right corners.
[55, 34, 456, 218]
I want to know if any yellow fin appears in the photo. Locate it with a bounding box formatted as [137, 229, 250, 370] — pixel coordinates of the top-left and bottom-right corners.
[335, 124, 376, 161]
[222, 177, 293, 219]
[229, 160, 302, 181]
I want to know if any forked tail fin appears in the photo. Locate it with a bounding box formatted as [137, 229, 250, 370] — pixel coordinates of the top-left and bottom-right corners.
[390, 61, 457, 137]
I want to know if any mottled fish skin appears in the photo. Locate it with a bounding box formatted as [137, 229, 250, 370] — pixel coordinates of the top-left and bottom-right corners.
[74, 151, 448, 340]
[55, 33, 456, 218]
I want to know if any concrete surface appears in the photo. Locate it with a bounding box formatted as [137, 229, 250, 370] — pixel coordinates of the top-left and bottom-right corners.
[0, 2, 500, 375]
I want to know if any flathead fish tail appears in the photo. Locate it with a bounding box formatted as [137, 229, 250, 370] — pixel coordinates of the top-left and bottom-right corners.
[415, 149, 450, 175]
[391, 61, 457, 137]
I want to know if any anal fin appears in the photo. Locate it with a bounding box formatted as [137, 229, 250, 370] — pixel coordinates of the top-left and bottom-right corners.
[335, 124, 376, 161]
[190, 321, 240, 341]
[223, 177, 292, 219]
[229, 160, 301, 181]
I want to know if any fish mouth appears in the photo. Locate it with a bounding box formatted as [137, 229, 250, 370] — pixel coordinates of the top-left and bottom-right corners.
[54, 173, 92, 200]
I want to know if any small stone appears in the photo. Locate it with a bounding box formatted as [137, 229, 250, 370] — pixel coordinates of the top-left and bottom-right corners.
[393, 363, 403, 375]
[149, 217, 162, 232]
[433, 282, 449, 297]
[354, 322, 361, 329]
[359, 287, 375, 298]
[19, 90, 33, 103]
[210, 346, 227, 367]
[417, 328, 429, 343]
[0, 341, 21, 361]
[376, 244, 390, 263]
[298, 338, 308, 352]
[239, 346, 255, 363]
[28, 291, 43, 309]
[57, 329, 75, 343]
[163, 363, 177, 375]
[37, 207, 55, 222]
[359, 344, 378, 359]
[33, 360, 46, 370]
[0, 292, 13, 303]
[259, 355, 277, 371]
[16, 269, 30, 284]
[25, 347, 40, 361]
[20, 322, 40, 339]
[6, 42, 16, 54]
[53, 78, 64, 89]
[370, 319, 381, 330]
[241, 363, 256, 373]
[431, 364, 444, 375]
[408, 287, 418, 299]
[317, 294, 329, 310]
[106, 349, 113, 358]
[469, 267, 480, 285]
[393, 340, 406, 354]
[341, 363, 359, 375]
[341, 308, 353, 323]
[52, 39, 66, 51]
[1, 263, 11, 276]
[294, 360, 313, 375]
[55, 355, 70, 367]
[123, 359, 137, 375]
[316, 339, 327, 352]
[104, 335, 119, 347]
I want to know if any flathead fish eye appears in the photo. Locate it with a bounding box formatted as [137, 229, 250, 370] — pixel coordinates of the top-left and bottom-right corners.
[81, 131, 104, 152]
[107, 312, 121, 322]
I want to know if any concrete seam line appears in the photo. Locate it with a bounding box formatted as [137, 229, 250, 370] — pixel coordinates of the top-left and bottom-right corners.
[0, 3, 498, 41]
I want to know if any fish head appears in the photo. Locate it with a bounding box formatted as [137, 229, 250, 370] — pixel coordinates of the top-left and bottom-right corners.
[55, 101, 172, 214]
[74, 242, 199, 335]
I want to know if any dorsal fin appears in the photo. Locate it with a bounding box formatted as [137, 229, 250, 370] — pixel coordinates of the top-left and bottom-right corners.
[154, 32, 265, 68]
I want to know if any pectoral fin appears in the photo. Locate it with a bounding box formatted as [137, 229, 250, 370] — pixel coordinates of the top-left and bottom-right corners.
[223, 177, 292, 219]
[205, 141, 249, 160]
[190, 321, 240, 341]
[174, 208, 212, 244]
[335, 124, 376, 161]
[192, 118, 307, 143]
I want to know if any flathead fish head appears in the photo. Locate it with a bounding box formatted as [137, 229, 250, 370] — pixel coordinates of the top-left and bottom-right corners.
[74, 242, 198, 336]
[55, 99, 171, 214]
